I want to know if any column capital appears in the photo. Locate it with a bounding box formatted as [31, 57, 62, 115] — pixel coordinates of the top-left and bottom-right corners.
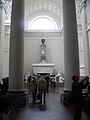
[0, 0, 6, 11]
[80, 0, 87, 13]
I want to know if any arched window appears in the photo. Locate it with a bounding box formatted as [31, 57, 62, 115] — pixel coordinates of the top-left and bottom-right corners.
[29, 16, 58, 30]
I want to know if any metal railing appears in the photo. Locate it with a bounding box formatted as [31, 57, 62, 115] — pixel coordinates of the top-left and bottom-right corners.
[2, 96, 24, 120]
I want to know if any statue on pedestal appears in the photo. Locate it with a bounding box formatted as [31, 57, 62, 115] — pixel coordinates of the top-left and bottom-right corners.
[40, 39, 47, 63]
[32, 39, 54, 75]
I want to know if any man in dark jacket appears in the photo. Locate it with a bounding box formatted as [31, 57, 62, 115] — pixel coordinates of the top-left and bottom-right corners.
[72, 75, 89, 120]
[44, 75, 50, 93]
[38, 77, 47, 104]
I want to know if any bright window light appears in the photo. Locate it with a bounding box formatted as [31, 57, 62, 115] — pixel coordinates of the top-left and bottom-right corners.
[29, 16, 58, 30]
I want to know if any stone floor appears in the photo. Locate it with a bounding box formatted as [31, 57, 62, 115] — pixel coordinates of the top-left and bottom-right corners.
[6, 87, 90, 120]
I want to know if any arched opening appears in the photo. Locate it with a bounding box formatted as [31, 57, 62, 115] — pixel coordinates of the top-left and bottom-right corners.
[29, 15, 59, 30]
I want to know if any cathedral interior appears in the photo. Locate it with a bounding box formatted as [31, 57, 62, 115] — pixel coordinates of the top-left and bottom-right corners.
[0, 0, 90, 120]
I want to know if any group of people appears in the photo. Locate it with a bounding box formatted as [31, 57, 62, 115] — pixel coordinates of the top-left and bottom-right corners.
[71, 75, 89, 120]
[29, 74, 50, 104]
[25, 72, 90, 119]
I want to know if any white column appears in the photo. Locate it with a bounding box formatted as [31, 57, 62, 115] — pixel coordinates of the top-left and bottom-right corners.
[63, 0, 80, 91]
[7, 0, 27, 104]
[0, 1, 5, 83]
[80, 0, 90, 76]
[9, 0, 24, 90]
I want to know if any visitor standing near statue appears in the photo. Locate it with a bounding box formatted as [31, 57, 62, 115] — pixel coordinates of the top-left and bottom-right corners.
[30, 76, 37, 104]
[38, 76, 47, 104]
[40, 39, 47, 63]
[45, 75, 50, 93]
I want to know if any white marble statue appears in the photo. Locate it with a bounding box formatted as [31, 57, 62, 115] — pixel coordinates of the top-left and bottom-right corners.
[56, 70, 64, 83]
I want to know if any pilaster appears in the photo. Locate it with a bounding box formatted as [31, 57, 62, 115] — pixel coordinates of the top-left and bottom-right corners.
[0, 0, 6, 83]
[80, 0, 90, 76]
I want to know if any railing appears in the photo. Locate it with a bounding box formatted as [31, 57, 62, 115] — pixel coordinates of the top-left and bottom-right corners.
[0, 113, 3, 120]
[0, 95, 5, 120]
[2, 96, 24, 120]
[3, 101, 17, 120]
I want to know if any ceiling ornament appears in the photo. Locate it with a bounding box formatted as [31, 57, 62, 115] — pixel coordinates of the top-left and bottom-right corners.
[4, 0, 81, 30]
[25, 0, 63, 30]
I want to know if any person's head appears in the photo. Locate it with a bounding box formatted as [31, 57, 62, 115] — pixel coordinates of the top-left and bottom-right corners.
[85, 76, 89, 80]
[72, 75, 79, 82]
[45, 75, 48, 77]
[85, 76, 89, 82]
[33, 76, 36, 81]
[26, 72, 30, 76]
[41, 39, 45, 44]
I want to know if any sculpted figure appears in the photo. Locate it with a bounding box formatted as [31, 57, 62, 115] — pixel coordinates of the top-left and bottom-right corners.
[40, 39, 46, 62]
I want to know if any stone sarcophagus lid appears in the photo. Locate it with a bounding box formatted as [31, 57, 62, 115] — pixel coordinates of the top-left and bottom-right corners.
[32, 63, 54, 75]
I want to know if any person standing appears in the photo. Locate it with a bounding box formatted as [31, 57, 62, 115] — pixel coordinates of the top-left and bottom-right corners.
[30, 76, 37, 104]
[72, 75, 89, 120]
[28, 74, 31, 89]
[45, 75, 50, 93]
[38, 76, 47, 104]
